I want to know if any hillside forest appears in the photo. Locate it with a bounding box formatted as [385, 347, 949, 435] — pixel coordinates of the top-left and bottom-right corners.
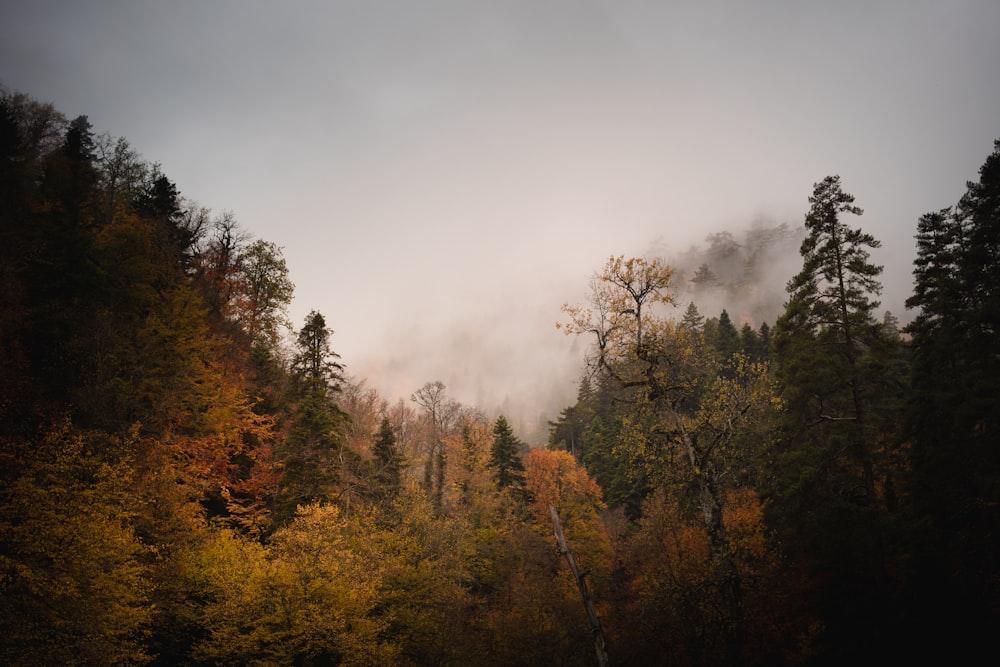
[1, 89, 998, 666]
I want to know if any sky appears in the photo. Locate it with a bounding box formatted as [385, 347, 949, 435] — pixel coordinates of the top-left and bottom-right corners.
[3, 0, 999, 441]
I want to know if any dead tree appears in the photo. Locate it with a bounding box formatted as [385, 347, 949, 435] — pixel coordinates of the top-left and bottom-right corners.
[549, 505, 609, 667]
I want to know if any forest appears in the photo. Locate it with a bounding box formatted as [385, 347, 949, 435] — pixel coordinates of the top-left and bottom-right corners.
[0, 88, 997, 666]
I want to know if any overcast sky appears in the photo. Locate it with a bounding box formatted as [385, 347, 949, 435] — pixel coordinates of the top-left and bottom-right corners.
[3, 1, 998, 439]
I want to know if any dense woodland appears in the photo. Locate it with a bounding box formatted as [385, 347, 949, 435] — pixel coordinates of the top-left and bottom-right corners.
[0, 88, 997, 665]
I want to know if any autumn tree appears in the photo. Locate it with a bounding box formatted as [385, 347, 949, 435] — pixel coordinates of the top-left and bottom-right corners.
[620, 487, 788, 666]
[190, 504, 397, 664]
[411, 381, 460, 511]
[0, 424, 153, 665]
[523, 448, 610, 569]
[561, 255, 779, 666]
[230, 239, 294, 351]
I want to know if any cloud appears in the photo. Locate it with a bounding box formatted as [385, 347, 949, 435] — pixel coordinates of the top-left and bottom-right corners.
[4, 0, 999, 438]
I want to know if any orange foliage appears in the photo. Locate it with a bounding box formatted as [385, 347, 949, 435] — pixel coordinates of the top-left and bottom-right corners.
[524, 448, 611, 571]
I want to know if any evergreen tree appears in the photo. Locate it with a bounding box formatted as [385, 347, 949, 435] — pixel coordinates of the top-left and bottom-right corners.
[690, 263, 719, 292]
[738, 322, 760, 359]
[291, 310, 344, 393]
[489, 415, 527, 494]
[905, 139, 1000, 650]
[371, 417, 404, 506]
[680, 301, 705, 331]
[757, 322, 772, 361]
[713, 309, 740, 361]
[770, 175, 904, 659]
[276, 310, 349, 522]
[547, 376, 595, 460]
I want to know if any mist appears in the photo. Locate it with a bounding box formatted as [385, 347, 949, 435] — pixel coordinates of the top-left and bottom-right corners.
[349, 216, 807, 444]
[4, 1, 996, 441]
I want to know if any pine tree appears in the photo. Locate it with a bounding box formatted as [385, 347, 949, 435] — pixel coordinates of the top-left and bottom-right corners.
[371, 417, 404, 506]
[690, 263, 719, 292]
[905, 139, 1000, 647]
[738, 322, 760, 359]
[680, 302, 705, 331]
[276, 310, 348, 522]
[489, 415, 527, 494]
[713, 309, 740, 361]
[291, 310, 344, 393]
[756, 322, 772, 361]
[770, 175, 903, 658]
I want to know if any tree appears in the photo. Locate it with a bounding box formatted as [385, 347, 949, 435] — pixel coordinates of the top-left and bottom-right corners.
[275, 311, 349, 522]
[738, 322, 760, 359]
[58, 115, 98, 218]
[411, 381, 459, 510]
[0, 424, 153, 665]
[620, 486, 789, 666]
[770, 175, 904, 658]
[679, 302, 705, 331]
[773, 176, 885, 504]
[523, 448, 609, 568]
[547, 375, 596, 460]
[230, 239, 294, 350]
[489, 415, 528, 497]
[904, 139, 1000, 652]
[561, 255, 779, 666]
[713, 309, 740, 361]
[757, 322, 772, 361]
[690, 263, 720, 293]
[291, 310, 344, 392]
[191, 504, 397, 665]
[371, 417, 404, 507]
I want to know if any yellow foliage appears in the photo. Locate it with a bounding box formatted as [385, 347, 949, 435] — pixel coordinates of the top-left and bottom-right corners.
[192, 503, 398, 665]
[0, 424, 153, 665]
[523, 448, 611, 570]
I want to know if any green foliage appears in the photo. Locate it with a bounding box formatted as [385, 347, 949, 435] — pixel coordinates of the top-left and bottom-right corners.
[232, 239, 295, 349]
[712, 309, 740, 361]
[274, 385, 348, 523]
[371, 417, 405, 507]
[489, 415, 528, 496]
[291, 310, 344, 393]
[273, 309, 354, 523]
[680, 301, 705, 331]
[904, 139, 1000, 647]
[769, 175, 907, 659]
[581, 412, 651, 520]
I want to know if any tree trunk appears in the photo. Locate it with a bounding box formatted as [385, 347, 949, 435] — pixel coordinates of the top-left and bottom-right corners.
[673, 412, 744, 667]
[549, 505, 609, 667]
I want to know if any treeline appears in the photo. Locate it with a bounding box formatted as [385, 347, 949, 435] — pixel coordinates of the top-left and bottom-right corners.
[0, 87, 997, 665]
[548, 152, 1000, 662]
[0, 90, 607, 665]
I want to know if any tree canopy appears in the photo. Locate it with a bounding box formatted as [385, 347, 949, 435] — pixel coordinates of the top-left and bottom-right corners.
[2, 88, 997, 665]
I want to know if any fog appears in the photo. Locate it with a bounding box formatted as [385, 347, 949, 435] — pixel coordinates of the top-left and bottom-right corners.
[3, 1, 998, 441]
